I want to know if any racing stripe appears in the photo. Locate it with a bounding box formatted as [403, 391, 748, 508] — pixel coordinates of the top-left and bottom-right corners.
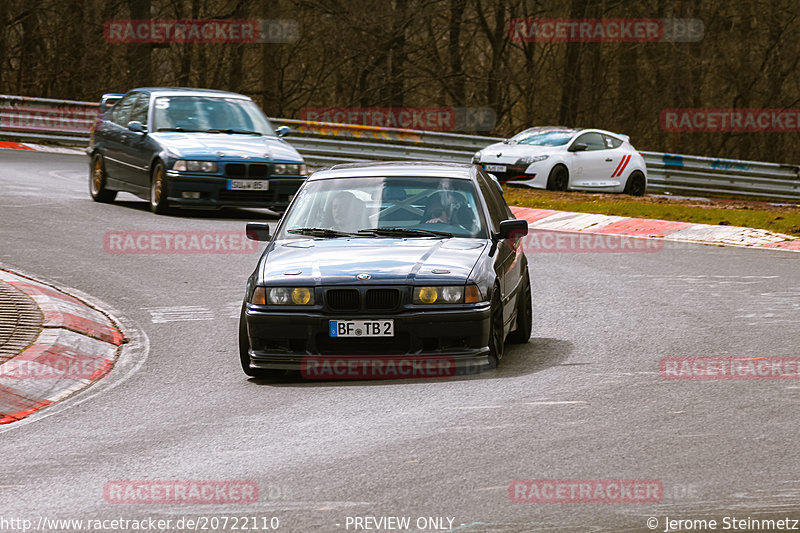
[617, 154, 632, 177]
[610, 156, 627, 178]
[612, 154, 631, 178]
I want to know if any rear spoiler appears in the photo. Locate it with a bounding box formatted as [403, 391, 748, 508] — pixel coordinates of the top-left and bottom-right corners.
[100, 93, 124, 113]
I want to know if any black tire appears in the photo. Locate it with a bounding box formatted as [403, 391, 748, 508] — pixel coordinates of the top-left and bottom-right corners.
[149, 161, 171, 214]
[487, 287, 505, 368]
[624, 170, 646, 196]
[507, 270, 532, 344]
[89, 153, 117, 203]
[239, 305, 284, 379]
[546, 165, 569, 191]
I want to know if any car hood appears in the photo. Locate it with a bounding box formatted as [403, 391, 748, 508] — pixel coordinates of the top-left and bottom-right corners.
[260, 238, 487, 285]
[151, 132, 303, 161]
[479, 142, 562, 163]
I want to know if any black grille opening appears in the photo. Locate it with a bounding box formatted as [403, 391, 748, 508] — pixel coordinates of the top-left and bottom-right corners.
[249, 164, 269, 178]
[365, 288, 400, 310]
[225, 163, 246, 178]
[219, 190, 274, 203]
[315, 333, 410, 355]
[326, 289, 360, 311]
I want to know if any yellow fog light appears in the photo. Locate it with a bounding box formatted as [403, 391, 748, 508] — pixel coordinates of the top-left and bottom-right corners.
[292, 287, 312, 305]
[415, 287, 438, 304]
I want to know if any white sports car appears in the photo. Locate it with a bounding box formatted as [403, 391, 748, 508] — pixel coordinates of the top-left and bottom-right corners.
[472, 127, 648, 195]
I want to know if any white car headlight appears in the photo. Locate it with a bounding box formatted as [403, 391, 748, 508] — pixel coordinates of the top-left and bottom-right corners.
[515, 155, 549, 166]
[273, 163, 305, 175]
[173, 160, 217, 172]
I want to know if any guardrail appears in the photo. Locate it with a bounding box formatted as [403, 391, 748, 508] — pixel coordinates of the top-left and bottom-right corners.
[641, 151, 800, 201]
[2, 93, 799, 201]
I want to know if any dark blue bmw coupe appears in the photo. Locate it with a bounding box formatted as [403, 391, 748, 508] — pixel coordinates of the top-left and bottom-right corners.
[87, 88, 306, 214]
[239, 161, 532, 380]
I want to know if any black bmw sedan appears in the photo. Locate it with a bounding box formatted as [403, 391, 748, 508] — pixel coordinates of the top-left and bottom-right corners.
[87, 87, 306, 214]
[239, 162, 532, 379]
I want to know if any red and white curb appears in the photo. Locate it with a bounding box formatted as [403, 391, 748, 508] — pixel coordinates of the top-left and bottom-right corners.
[0, 140, 85, 155]
[0, 269, 126, 424]
[511, 206, 800, 251]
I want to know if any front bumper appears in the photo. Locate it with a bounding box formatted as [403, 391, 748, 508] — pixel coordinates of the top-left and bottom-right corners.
[480, 162, 548, 188]
[244, 304, 493, 373]
[164, 172, 306, 209]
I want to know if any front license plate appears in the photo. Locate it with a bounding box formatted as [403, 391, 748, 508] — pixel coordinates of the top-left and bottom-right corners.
[485, 164, 506, 172]
[227, 179, 270, 190]
[329, 320, 394, 337]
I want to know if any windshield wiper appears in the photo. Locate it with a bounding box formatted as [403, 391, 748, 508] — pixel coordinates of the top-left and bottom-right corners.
[287, 227, 356, 238]
[204, 128, 262, 135]
[356, 227, 452, 238]
[156, 127, 205, 132]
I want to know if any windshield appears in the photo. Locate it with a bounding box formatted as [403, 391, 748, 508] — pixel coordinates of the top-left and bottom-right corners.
[278, 176, 488, 239]
[152, 96, 276, 135]
[510, 129, 575, 146]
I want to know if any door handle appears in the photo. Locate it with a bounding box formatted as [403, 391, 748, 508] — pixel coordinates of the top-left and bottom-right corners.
[605, 158, 613, 162]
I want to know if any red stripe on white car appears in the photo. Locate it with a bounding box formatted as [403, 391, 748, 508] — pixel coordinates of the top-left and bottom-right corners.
[612, 154, 631, 178]
[610, 156, 626, 178]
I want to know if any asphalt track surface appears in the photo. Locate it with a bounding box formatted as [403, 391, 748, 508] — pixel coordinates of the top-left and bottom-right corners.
[0, 149, 799, 533]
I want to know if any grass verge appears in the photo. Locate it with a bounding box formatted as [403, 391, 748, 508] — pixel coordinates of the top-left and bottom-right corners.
[503, 188, 800, 237]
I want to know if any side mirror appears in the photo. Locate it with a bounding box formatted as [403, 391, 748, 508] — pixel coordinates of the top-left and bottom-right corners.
[246, 222, 271, 241]
[127, 121, 146, 134]
[569, 143, 588, 152]
[276, 125, 291, 138]
[498, 219, 528, 240]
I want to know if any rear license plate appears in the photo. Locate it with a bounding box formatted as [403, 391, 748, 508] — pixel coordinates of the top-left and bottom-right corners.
[228, 180, 270, 190]
[485, 164, 506, 172]
[329, 320, 394, 337]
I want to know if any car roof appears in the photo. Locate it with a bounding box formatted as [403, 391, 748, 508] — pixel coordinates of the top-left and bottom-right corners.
[515, 126, 627, 140]
[518, 126, 581, 134]
[309, 161, 477, 181]
[129, 87, 251, 100]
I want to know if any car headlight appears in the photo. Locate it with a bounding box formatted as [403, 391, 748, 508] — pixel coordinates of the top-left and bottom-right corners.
[413, 284, 482, 304]
[173, 160, 217, 172]
[273, 163, 306, 175]
[472, 151, 482, 164]
[253, 286, 314, 305]
[515, 155, 549, 166]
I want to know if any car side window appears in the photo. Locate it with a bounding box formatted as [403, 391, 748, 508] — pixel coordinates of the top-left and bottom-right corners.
[603, 134, 623, 149]
[476, 171, 505, 232]
[572, 132, 606, 151]
[110, 93, 138, 127]
[128, 94, 149, 126]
